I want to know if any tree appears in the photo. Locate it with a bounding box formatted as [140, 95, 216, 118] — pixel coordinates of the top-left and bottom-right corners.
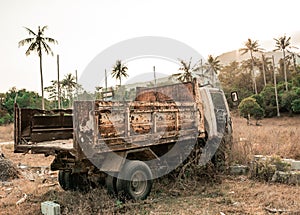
[111, 60, 128, 86]
[260, 54, 272, 87]
[273, 35, 291, 91]
[238, 97, 264, 125]
[286, 48, 300, 74]
[218, 61, 253, 107]
[61, 73, 77, 108]
[205, 55, 221, 86]
[292, 99, 300, 113]
[172, 58, 201, 82]
[239, 38, 264, 94]
[44, 80, 59, 108]
[18, 26, 58, 110]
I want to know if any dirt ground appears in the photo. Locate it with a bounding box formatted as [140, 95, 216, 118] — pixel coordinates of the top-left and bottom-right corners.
[0, 115, 299, 215]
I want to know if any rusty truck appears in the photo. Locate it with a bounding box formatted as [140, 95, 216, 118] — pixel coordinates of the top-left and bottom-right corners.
[14, 79, 232, 200]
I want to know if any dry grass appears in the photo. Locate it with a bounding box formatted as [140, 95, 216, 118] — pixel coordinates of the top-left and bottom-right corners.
[0, 124, 13, 143]
[231, 114, 300, 164]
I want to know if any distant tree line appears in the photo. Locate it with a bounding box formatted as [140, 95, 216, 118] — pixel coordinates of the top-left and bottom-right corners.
[12, 25, 300, 126]
[219, 36, 300, 121]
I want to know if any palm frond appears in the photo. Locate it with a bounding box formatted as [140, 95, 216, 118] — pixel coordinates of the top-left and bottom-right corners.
[19, 26, 57, 57]
[41, 41, 54, 56]
[18, 38, 34, 47]
[44, 37, 58, 44]
[41, 26, 48, 33]
[25, 42, 38, 56]
[23, 27, 37, 36]
[239, 48, 248, 55]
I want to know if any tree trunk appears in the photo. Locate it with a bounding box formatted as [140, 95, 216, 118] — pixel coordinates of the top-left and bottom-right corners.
[262, 54, 267, 87]
[272, 55, 280, 117]
[39, 51, 45, 110]
[283, 50, 288, 91]
[250, 52, 258, 94]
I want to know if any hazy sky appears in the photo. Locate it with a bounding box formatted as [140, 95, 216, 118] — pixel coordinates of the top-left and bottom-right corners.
[1, 0, 300, 93]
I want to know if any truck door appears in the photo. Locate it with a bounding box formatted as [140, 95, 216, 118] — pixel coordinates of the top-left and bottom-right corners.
[209, 90, 228, 134]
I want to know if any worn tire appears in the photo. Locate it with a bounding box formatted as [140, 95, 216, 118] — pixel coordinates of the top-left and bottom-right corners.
[58, 170, 67, 190]
[116, 161, 153, 201]
[58, 171, 72, 190]
[58, 171, 90, 192]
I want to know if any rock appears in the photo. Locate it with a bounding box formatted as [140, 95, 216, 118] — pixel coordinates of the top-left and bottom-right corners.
[230, 165, 249, 175]
[291, 161, 300, 171]
[271, 171, 300, 185]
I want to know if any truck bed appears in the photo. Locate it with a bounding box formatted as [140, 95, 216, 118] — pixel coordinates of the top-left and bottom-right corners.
[14, 81, 205, 157]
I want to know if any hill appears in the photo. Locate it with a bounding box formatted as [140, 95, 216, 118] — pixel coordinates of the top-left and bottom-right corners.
[218, 50, 284, 66]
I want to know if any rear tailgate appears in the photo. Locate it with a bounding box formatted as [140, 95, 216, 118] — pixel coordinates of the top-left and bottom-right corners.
[14, 103, 74, 155]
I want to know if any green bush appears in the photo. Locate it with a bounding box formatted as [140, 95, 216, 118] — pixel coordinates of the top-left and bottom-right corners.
[259, 85, 280, 117]
[292, 99, 300, 113]
[251, 94, 263, 108]
[238, 97, 264, 125]
[0, 113, 12, 125]
[281, 90, 298, 114]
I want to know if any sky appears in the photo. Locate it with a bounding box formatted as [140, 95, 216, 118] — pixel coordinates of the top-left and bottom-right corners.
[1, 0, 300, 94]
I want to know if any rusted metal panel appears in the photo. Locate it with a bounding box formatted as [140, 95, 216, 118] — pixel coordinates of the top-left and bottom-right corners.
[14, 104, 74, 153]
[135, 80, 205, 138]
[73, 101, 96, 158]
[135, 82, 194, 102]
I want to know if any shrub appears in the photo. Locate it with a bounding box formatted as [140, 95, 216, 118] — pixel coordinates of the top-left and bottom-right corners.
[238, 97, 264, 125]
[292, 99, 300, 113]
[259, 85, 278, 117]
[281, 90, 298, 114]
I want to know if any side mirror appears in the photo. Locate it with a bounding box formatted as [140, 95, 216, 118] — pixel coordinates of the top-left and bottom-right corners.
[231, 91, 239, 102]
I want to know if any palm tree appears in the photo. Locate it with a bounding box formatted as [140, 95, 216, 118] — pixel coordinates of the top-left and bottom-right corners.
[239, 38, 263, 94]
[261, 54, 272, 87]
[205, 55, 221, 86]
[111, 60, 128, 86]
[172, 58, 201, 82]
[273, 35, 291, 91]
[61, 73, 77, 108]
[18, 26, 58, 110]
[287, 48, 300, 74]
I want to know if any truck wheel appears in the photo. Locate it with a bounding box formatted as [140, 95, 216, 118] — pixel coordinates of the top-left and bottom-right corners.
[72, 173, 90, 192]
[58, 170, 67, 190]
[116, 161, 153, 201]
[58, 171, 90, 192]
[105, 174, 118, 196]
[58, 170, 73, 190]
[212, 138, 227, 172]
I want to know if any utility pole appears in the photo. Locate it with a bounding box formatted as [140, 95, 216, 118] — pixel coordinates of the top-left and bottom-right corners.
[272, 55, 280, 117]
[153, 66, 157, 87]
[105, 69, 107, 92]
[57, 54, 61, 109]
[75, 69, 78, 100]
[200, 59, 203, 75]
